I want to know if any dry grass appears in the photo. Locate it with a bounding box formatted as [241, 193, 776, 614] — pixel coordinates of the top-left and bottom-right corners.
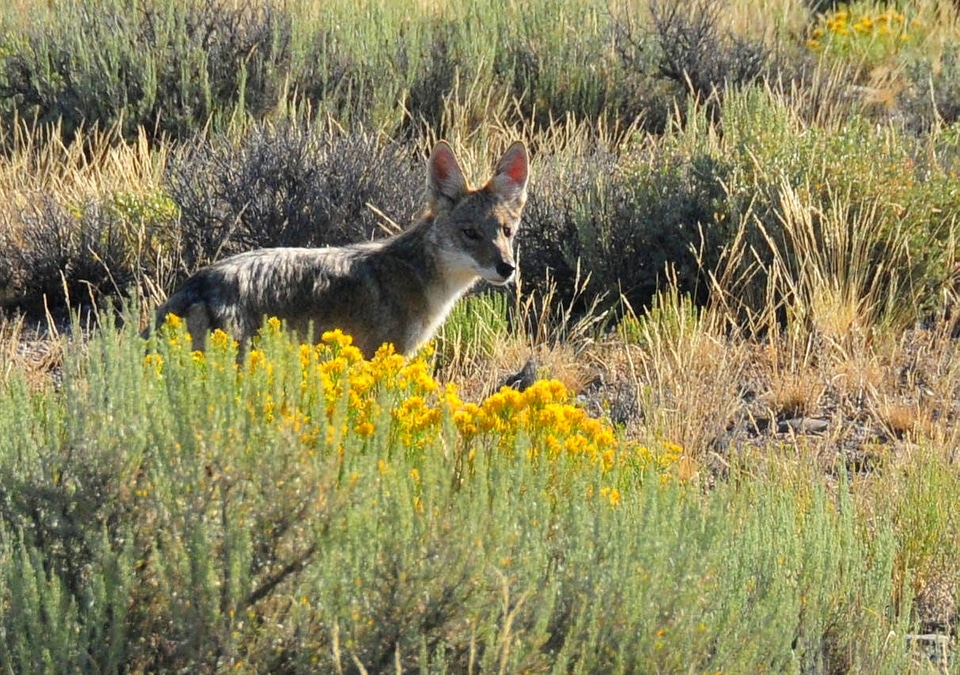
[0, 122, 177, 317]
[0, 120, 168, 214]
[0, 313, 66, 390]
[616, 288, 747, 464]
[764, 368, 823, 420]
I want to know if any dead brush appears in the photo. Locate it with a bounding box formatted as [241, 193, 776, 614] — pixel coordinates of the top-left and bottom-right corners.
[0, 306, 67, 390]
[763, 369, 823, 421]
[0, 119, 178, 316]
[620, 283, 747, 463]
[707, 170, 947, 430]
[873, 398, 921, 441]
[508, 263, 611, 395]
[751, 325, 826, 423]
[878, 316, 960, 449]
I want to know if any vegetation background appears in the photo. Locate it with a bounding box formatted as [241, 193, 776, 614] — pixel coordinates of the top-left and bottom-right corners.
[2, 0, 960, 671]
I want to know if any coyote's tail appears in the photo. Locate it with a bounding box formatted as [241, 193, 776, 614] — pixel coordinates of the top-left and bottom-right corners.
[142, 275, 211, 343]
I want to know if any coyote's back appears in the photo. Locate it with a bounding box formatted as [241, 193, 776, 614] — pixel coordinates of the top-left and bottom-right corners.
[151, 140, 529, 357]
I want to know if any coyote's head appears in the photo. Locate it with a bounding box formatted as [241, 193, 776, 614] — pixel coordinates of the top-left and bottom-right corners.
[425, 140, 529, 286]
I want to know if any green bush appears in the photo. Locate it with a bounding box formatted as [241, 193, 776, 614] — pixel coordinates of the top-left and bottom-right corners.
[0, 0, 818, 146]
[0, 0, 293, 143]
[434, 291, 511, 371]
[0, 315, 916, 670]
[902, 42, 960, 129]
[716, 86, 959, 327]
[520, 101, 731, 317]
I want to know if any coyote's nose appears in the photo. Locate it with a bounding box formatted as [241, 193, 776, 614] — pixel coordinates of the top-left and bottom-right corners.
[496, 261, 516, 280]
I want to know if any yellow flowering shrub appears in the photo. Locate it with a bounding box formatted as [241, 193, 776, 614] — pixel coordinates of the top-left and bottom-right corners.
[806, 4, 923, 60]
[147, 316, 683, 503]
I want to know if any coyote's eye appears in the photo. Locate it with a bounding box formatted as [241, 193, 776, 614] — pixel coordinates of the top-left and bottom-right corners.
[463, 227, 481, 241]
[503, 226, 513, 238]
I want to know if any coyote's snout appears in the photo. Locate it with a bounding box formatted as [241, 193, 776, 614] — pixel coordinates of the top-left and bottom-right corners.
[150, 140, 529, 357]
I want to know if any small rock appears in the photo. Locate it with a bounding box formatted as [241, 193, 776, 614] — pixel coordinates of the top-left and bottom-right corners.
[777, 417, 830, 435]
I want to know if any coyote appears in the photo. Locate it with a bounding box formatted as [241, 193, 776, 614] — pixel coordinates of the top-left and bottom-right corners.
[151, 140, 529, 357]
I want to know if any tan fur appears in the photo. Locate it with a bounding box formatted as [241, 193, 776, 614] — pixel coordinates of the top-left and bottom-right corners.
[150, 141, 530, 357]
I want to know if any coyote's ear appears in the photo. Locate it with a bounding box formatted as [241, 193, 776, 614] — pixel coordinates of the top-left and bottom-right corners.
[427, 141, 468, 204]
[490, 141, 529, 206]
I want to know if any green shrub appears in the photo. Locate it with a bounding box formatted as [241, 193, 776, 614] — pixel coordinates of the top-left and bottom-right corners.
[902, 42, 960, 128]
[517, 143, 619, 314]
[716, 86, 959, 328]
[0, 0, 293, 143]
[0, 315, 917, 671]
[0, 0, 821, 146]
[520, 103, 731, 317]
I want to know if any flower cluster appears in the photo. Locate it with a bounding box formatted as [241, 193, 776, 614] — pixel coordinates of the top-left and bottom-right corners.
[806, 5, 921, 54]
[147, 316, 684, 503]
[454, 379, 619, 467]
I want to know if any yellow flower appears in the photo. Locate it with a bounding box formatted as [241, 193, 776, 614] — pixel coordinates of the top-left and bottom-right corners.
[143, 353, 164, 374]
[261, 393, 276, 423]
[600, 487, 621, 507]
[482, 387, 523, 418]
[594, 427, 616, 450]
[544, 434, 563, 458]
[319, 329, 364, 364]
[398, 360, 439, 392]
[158, 312, 191, 348]
[204, 315, 645, 497]
[660, 441, 684, 465]
[348, 371, 376, 395]
[535, 404, 573, 434]
[321, 328, 353, 348]
[368, 347, 405, 384]
[440, 383, 463, 410]
[454, 403, 480, 437]
[247, 349, 267, 372]
[393, 396, 441, 447]
[299, 343, 315, 369]
[475, 408, 507, 434]
[564, 434, 589, 456]
[210, 329, 235, 353]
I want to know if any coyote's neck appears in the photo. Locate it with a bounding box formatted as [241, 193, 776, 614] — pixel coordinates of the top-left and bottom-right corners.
[383, 214, 478, 314]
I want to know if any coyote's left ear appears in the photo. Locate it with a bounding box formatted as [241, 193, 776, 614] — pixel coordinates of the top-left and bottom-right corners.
[490, 141, 529, 206]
